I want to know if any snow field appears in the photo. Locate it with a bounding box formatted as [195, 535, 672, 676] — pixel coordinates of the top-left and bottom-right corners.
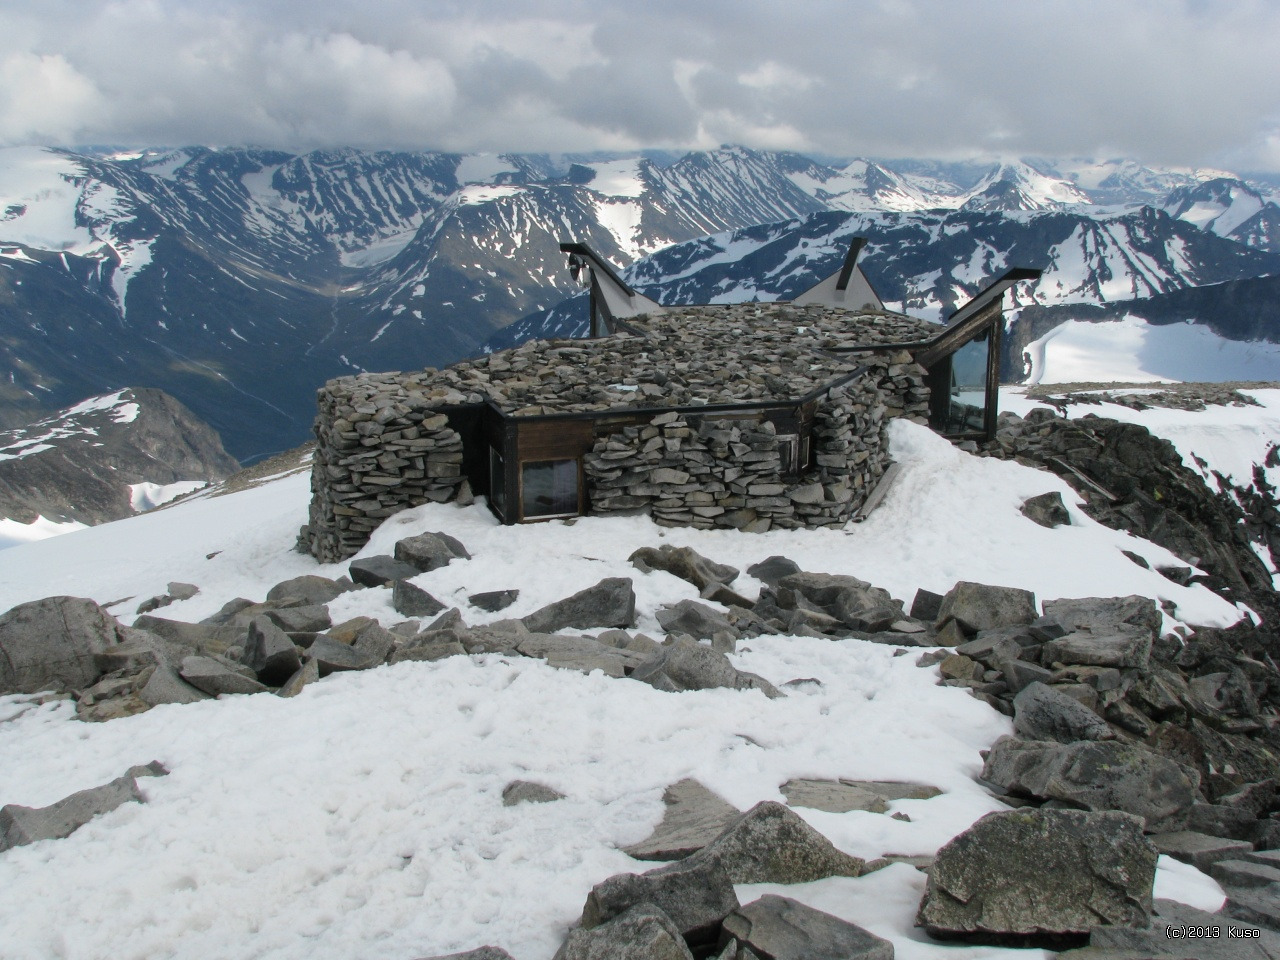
[1024, 317, 1280, 386]
[0, 418, 1243, 959]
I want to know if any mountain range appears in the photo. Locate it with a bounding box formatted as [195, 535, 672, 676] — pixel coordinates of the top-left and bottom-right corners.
[3, 145, 1279, 460]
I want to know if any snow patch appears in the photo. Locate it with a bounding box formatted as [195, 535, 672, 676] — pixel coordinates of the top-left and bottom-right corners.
[0, 515, 88, 551]
[128, 481, 208, 512]
[1024, 316, 1280, 386]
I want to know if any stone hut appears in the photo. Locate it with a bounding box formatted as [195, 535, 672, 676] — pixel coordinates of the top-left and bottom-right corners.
[303, 239, 1039, 562]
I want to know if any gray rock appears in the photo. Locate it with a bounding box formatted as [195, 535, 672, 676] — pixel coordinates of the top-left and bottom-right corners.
[1021, 491, 1071, 528]
[624, 779, 741, 861]
[522, 578, 636, 633]
[935, 581, 1037, 634]
[630, 545, 740, 590]
[0, 596, 125, 695]
[307, 636, 376, 675]
[395, 531, 471, 572]
[1211, 858, 1280, 888]
[514, 633, 649, 677]
[1042, 595, 1161, 639]
[276, 659, 320, 698]
[1188, 801, 1258, 841]
[746, 556, 800, 588]
[982, 735, 1198, 832]
[910, 587, 945, 622]
[720, 895, 893, 960]
[1042, 630, 1153, 670]
[776, 572, 903, 632]
[349, 554, 422, 587]
[412, 950, 515, 960]
[1013, 682, 1112, 743]
[1227, 887, 1280, 932]
[393, 580, 446, 618]
[633, 638, 780, 697]
[139, 662, 211, 706]
[501, 780, 565, 806]
[242, 617, 302, 686]
[264, 605, 332, 634]
[468, 590, 519, 612]
[656, 600, 737, 641]
[682, 800, 864, 884]
[781, 778, 940, 813]
[918, 808, 1157, 938]
[265, 575, 344, 606]
[391, 631, 467, 664]
[1057, 898, 1280, 959]
[553, 903, 694, 960]
[1150, 830, 1255, 871]
[351, 623, 399, 665]
[581, 857, 739, 950]
[1, 763, 167, 851]
[179, 656, 269, 696]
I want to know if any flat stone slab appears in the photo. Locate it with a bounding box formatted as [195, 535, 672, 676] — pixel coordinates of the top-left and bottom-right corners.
[624, 779, 741, 861]
[1, 762, 167, 852]
[1058, 898, 1280, 959]
[720, 895, 893, 960]
[513, 634, 648, 678]
[780, 778, 941, 814]
[501, 780, 565, 806]
[1151, 830, 1255, 872]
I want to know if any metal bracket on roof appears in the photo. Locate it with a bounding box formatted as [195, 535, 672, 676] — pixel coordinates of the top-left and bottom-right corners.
[836, 237, 867, 292]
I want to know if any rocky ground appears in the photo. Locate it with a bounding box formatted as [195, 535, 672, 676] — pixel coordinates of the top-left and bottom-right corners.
[4, 518, 1280, 957]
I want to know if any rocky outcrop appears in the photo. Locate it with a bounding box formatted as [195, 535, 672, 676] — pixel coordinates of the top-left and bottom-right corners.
[1, 761, 168, 852]
[917, 808, 1158, 939]
[0, 596, 128, 695]
[982, 409, 1280, 624]
[0, 388, 238, 527]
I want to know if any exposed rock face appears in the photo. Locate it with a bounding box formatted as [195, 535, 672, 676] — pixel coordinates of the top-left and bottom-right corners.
[580, 857, 739, 950]
[0, 387, 239, 528]
[553, 903, 695, 960]
[721, 895, 894, 960]
[982, 736, 1199, 832]
[1, 762, 167, 852]
[1013, 682, 1113, 743]
[630, 545, 740, 591]
[775, 572, 904, 632]
[522, 578, 636, 633]
[681, 801, 864, 884]
[0, 596, 125, 695]
[982, 410, 1280, 624]
[936, 581, 1037, 634]
[623, 779, 741, 861]
[917, 808, 1158, 939]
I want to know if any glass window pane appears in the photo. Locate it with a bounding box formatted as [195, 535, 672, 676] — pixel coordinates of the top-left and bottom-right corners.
[489, 446, 506, 518]
[948, 332, 989, 434]
[522, 459, 579, 518]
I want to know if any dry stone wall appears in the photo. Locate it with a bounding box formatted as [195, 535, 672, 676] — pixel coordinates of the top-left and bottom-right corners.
[303, 311, 934, 560]
[304, 372, 471, 563]
[585, 355, 929, 533]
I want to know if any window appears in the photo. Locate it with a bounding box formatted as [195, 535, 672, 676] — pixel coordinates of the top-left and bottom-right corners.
[946, 331, 990, 435]
[521, 459, 580, 519]
[489, 446, 507, 519]
[776, 434, 800, 476]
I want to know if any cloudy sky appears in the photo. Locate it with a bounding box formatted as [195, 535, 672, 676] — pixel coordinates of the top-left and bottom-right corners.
[2, 0, 1278, 171]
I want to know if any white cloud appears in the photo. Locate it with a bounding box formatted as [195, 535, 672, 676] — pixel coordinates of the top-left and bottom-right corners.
[0, 0, 1277, 170]
[0, 52, 103, 143]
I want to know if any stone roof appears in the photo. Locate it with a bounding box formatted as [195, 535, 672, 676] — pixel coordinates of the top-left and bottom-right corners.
[339, 301, 942, 417]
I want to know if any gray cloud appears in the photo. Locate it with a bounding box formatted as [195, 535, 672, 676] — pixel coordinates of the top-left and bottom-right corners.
[1, 0, 1277, 170]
